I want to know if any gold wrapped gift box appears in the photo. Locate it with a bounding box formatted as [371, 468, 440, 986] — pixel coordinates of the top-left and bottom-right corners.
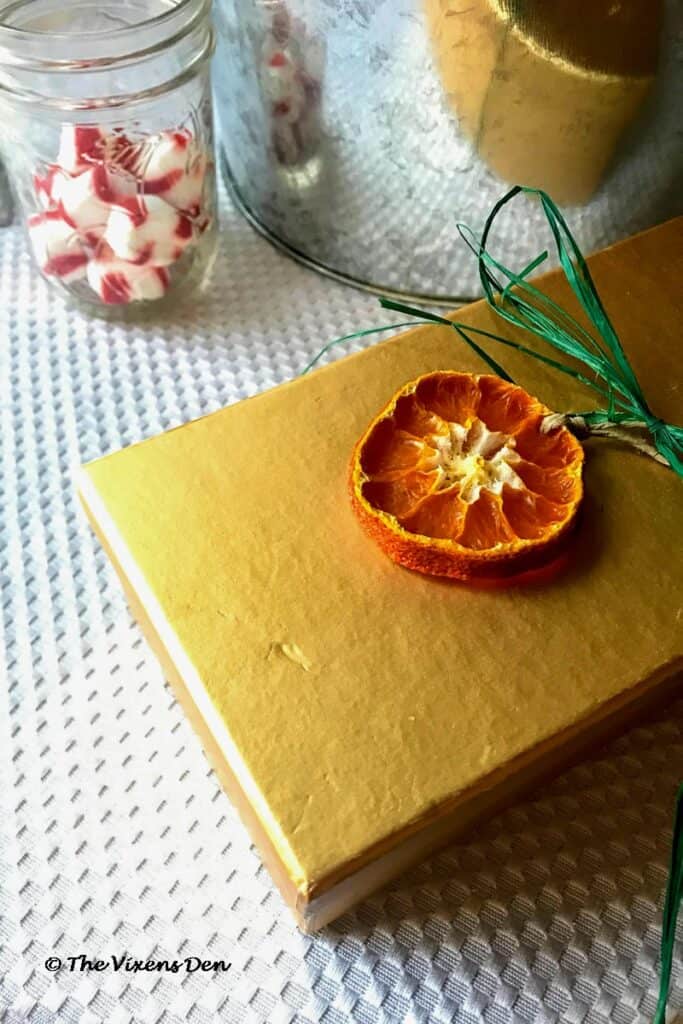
[79, 218, 682, 931]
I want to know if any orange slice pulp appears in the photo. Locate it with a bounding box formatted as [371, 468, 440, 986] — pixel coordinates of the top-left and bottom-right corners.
[349, 372, 584, 580]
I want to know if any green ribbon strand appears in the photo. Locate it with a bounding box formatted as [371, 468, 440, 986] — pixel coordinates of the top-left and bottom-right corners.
[459, 186, 683, 477]
[301, 322, 428, 375]
[303, 187, 682, 477]
[654, 783, 683, 1024]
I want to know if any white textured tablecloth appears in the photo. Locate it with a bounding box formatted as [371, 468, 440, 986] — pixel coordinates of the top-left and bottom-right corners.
[0, 191, 681, 1024]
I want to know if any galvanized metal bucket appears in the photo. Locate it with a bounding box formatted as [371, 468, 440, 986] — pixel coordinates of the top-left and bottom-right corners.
[213, 0, 682, 303]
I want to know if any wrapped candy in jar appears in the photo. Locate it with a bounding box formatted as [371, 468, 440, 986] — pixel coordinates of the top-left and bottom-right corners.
[0, 0, 217, 316]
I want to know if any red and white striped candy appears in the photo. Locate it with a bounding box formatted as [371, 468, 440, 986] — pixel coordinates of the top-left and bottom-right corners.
[154, 152, 206, 216]
[139, 130, 207, 214]
[56, 124, 105, 174]
[105, 132, 143, 174]
[33, 165, 67, 209]
[271, 77, 306, 125]
[51, 164, 134, 242]
[87, 251, 170, 305]
[272, 98, 303, 129]
[103, 194, 194, 266]
[29, 123, 208, 304]
[261, 47, 297, 104]
[27, 209, 88, 282]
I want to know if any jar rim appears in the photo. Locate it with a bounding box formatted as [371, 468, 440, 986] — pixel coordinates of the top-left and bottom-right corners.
[0, 0, 209, 68]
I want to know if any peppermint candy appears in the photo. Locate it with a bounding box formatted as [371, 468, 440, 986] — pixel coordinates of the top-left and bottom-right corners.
[28, 125, 211, 305]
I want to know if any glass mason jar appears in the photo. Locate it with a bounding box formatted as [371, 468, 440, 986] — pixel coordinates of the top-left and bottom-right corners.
[0, 0, 217, 316]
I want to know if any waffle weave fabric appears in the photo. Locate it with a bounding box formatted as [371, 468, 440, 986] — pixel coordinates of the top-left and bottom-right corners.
[0, 191, 681, 1024]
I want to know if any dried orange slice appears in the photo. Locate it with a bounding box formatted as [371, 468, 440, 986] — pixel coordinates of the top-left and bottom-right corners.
[349, 372, 584, 580]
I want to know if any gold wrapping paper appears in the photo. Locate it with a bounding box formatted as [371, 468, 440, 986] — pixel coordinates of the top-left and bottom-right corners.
[79, 218, 683, 930]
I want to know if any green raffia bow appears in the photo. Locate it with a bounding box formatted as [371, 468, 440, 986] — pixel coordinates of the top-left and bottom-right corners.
[303, 186, 683, 478]
[654, 783, 683, 1024]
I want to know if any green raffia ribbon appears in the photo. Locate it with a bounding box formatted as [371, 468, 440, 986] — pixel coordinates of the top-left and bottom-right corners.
[460, 186, 683, 476]
[303, 186, 683, 478]
[654, 783, 683, 1024]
